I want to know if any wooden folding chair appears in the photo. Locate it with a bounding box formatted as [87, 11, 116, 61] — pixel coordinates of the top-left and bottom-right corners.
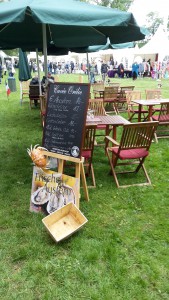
[125, 90, 148, 121]
[91, 82, 105, 98]
[20, 80, 30, 104]
[152, 102, 169, 142]
[103, 86, 119, 114]
[108, 82, 120, 88]
[29, 84, 40, 108]
[145, 89, 161, 100]
[82, 124, 97, 187]
[63, 124, 97, 188]
[88, 99, 112, 146]
[105, 121, 159, 188]
[145, 89, 162, 116]
[88, 99, 106, 116]
[117, 85, 135, 112]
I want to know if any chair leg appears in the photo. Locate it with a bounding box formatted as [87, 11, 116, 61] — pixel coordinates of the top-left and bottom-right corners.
[91, 164, 96, 187]
[84, 161, 96, 188]
[80, 163, 90, 201]
[141, 163, 151, 185]
[106, 148, 152, 188]
[114, 102, 119, 114]
[154, 131, 158, 143]
[135, 158, 151, 185]
[106, 148, 120, 188]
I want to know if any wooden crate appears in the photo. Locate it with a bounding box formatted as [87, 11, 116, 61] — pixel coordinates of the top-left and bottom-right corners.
[42, 203, 88, 242]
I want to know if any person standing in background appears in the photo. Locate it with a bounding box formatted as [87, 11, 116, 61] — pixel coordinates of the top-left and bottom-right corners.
[70, 61, 75, 73]
[97, 60, 102, 76]
[132, 61, 139, 80]
[138, 61, 144, 78]
[118, 63, 124, 78]
[89, 60, 96, 84]
[101, 60, 108, 82]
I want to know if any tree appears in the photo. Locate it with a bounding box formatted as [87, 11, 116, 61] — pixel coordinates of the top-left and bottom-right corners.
[3, 49, 19, 56]
[81, 0, 133, 11]
[145, 12, 163, 36]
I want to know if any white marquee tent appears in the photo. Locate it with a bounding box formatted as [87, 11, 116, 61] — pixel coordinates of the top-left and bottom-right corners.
[134, 26, 169, 63]
[0, 50, 9, 65]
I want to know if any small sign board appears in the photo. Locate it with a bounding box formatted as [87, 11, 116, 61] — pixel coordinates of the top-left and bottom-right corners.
[42, 82, 90, 158]
[30, 166, 79, 214]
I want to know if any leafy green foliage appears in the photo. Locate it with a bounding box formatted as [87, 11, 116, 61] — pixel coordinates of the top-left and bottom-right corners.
[81, 0, 133, 11]
[145, 12, 164, 36]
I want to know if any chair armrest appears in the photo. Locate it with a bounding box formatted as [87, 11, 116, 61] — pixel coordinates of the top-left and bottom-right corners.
[105, 135, 119, 146]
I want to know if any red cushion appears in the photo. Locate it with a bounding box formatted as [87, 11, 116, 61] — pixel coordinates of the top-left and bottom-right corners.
[97, 124, 106, 130]
[132, 109, 148, 113]
[104, 99, 116, 103]
[152, 108, 160, 111]
[112, 148, 149, 160]
[81, 150, 91, 159]
[152, 114, 169, 122]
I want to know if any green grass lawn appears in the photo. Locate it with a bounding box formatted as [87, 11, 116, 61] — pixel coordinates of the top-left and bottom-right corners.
[0, 71, 169, 300]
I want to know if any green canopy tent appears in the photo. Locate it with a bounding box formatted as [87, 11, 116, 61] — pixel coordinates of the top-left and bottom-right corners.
[66, 40, 136, 80]
[70, 41, 136, 54]
[0, 0, 148, 76]
[18, 48, 32, 104]
[18, 49, 31, 82]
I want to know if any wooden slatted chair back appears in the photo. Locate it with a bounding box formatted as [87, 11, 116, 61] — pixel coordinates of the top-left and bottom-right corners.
[120, 86, 135, 92]
[88, 99, 106, 116]
[152, 102, 169, 142]
[82, 124, 97, 187]
[83, 125, 96, 151]
[108, 82, 120, 88]
[160, 103, 169, 116]
[91, 82, 105, 99]
[105, 121, 159, 188]
[91, 82, 104, 92]
[119, 122, 159, 151]
[119, 86, 135, 100]
[145, 89, 161, 100]
[21, 80, 30, 91]
[125, 90, 149, 122]
[117, 86, 135, 113]
[103, 86, 119, 114]
[20, 80, 30, 102]
[125, 90, 141, 105]
[103, 86, 119, 100]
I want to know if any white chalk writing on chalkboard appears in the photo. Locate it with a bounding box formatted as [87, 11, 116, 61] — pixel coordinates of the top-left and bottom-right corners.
[43, 83, 90, 157]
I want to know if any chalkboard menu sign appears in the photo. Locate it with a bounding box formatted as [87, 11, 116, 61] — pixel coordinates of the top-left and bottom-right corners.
[42, 82, 90, 158]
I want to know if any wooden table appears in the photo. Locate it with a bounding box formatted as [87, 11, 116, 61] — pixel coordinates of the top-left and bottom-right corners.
[86, 115, 130, 140]
[132, 99, 169, 122]
[132, 99, 159, 122]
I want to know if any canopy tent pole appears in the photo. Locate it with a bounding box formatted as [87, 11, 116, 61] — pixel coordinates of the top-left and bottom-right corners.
[42, 24, 48, 77]
[19, 81, 23, 105]
[86, 52, 90, 82]
[36, 48, 42, 96]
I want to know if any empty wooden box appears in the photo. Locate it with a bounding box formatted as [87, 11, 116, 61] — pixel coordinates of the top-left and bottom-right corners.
[42, 203, 88, 242]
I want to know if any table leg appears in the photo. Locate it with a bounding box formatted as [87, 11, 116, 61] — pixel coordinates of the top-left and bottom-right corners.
[106, 124, 110, 136]
[112, 126, 117, 141]
[148, 105, 153, 121]
[138, 104, 142, 122]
